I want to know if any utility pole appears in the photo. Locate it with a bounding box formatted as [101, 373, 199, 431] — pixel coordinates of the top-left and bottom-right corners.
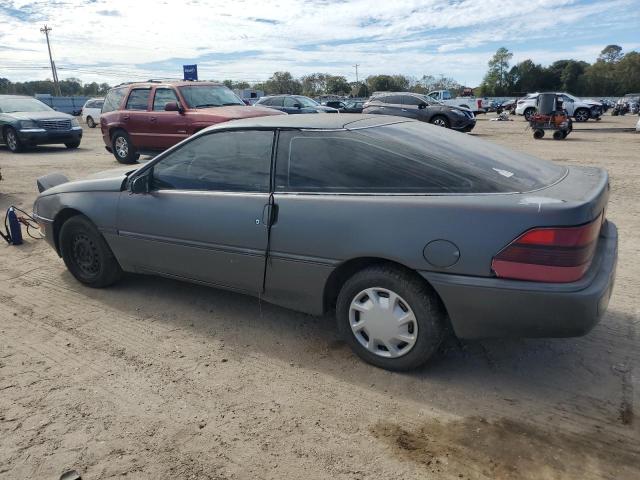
[353, 64, 359, 84]
[40, 25, 61, 96]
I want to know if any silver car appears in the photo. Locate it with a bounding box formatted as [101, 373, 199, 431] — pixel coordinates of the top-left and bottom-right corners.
[33, 115, 618, 370]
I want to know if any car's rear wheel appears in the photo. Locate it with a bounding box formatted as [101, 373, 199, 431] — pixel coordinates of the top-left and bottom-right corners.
[59, 215, 122, 288]
[574, 108, 590, 122]
[65, 141, 81, 149]
[111, 130, 139, 164]
[4, 127, 24, 153]
[336, 265, 446, 371]
[86, 116, 96, 128]
[430, 115, 450, 128]
[523, 107, 535, 121]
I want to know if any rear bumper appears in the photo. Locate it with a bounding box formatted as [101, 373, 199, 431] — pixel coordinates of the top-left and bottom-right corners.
[18, 127, 82, 145]
[420, 221, 618, 339]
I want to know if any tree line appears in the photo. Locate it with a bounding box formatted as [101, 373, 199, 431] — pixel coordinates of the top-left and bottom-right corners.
[2, 44, 637, 99]
[478, 45, 640, 97]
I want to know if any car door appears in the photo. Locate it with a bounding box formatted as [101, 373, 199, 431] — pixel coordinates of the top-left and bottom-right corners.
[149, 87, 189, 150]
[115, 129, 275, 293]
[122, 88, 153, 148]
[378, 95, 403, 116]
[560, 95, 576, 115]
[265, 97, 286, 112]
[283, 96, 304, 114]
[400, 95, 423, 120]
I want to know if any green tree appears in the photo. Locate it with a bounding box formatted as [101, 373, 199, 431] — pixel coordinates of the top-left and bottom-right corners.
[325, 75, 350, 95]
[263, 71, 302, 94]
[598, 45, 623, 63]
[480, 47, 513, 96]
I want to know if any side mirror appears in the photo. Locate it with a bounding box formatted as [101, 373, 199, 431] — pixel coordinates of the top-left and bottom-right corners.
[164, 102, 183, 113]
[294, 103, 302, 109]
[129, 174, 149, 194]
[418, 102, 427, 109]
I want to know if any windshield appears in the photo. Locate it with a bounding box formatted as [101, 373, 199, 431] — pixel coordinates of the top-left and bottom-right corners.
[295, 96, 319, 107]
[0, 97, 53, 113]
[178, 85, 244, 108]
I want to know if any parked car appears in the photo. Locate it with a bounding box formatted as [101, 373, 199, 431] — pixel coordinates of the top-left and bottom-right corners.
[636, 115, 640, 132]
[613, 93, 640, 116]
[516, 93, 602, 122]
[81, 97, 104, 128]
[255, 95, 338, 114]
[33, 114, 616, 370]
[363, 92, 476, 132]
[322, 100, 365, 113]
[425, 90, 487, 113]
[0, 95, 83, 153]
[100, 81, 284, 163]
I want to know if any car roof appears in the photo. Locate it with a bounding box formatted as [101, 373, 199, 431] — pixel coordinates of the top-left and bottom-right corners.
[0, 94, 33, 99]
[112, 81, 223, 89]
[204, 114, 410, 132]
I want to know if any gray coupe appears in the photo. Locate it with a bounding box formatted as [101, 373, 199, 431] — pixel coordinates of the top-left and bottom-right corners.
[33, 115, 618, 370]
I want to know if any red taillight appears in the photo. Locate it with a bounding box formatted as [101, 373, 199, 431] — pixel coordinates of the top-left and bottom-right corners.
[492, 214, 603, 283]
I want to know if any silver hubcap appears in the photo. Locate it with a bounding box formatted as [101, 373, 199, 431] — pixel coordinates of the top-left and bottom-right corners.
[433, 118, 446, 127]
[6, 131, 17, 150]
[115, 136, 128, 157]
[576, 111, 588, 121]
[349, 287, 418, 358]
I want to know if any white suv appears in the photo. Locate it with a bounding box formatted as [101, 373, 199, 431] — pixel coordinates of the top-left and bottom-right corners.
[81, 97, 104, 128]
[515, 93, 602, 122]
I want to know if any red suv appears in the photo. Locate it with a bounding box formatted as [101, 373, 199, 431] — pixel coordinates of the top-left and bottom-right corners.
[100, 81, 284, 163]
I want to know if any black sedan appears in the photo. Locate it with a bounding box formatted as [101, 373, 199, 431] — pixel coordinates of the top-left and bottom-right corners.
[323, 100, 365, 113]
[0, 95, 83, 152]
[363, 92, 476, 132]
[255, 95, 337, 114]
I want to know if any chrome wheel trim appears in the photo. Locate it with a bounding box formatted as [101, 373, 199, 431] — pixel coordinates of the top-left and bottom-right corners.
[349, 287, 418, 359]
[6, 130, 17, 150]
[433, 118, 447, 127]
[115, 136, 128, 158]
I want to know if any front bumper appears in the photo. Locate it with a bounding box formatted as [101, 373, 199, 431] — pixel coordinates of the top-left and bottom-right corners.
[18, 127, 82, 145]
[420, 221, 618, 339]
[451, 116, 476, 132]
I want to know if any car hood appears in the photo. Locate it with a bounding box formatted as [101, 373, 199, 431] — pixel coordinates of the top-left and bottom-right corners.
[41, 166, 135, 196]
[314, 105, 339, 113]
[4, 110, 73, 121]
[192, 104, 286, 120]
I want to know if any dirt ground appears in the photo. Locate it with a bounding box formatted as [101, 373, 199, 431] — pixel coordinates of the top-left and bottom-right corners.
[1, 114, 639, 480]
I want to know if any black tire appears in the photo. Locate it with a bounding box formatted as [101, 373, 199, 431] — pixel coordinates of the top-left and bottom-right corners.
[553, 130, 564, 140]
[59, 215, 122, 288]
[65, 141, 81, 149]
[86, 116, 96, 128]
[533, 129, 545, 139]
[336, 265, 446, 371]
[111, 129, 139, 164]
[523, 107, 535, 121]
[4, 127, 24, 153]
[430, 115, 450, 128]
[574, 108, 590, 122]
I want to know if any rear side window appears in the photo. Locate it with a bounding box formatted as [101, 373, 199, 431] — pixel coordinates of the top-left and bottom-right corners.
[284, 97, 299, 108]
[275, 123, 566, 194]
[269, 97, 284, 107]
[402, 96, 424, 106]
[152, 130, 274, 192]
[380, 95, 402, 104]
[102, 87, 127, 113]
[125, 89, 151, 111]
[153, 88, 179, 111]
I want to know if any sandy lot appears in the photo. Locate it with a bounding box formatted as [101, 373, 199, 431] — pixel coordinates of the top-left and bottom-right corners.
[1, 114, 639, 479]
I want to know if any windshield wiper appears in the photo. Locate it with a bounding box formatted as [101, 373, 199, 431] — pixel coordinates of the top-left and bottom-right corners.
[195, 103, 221, 108]
[221, 102, 242, 106]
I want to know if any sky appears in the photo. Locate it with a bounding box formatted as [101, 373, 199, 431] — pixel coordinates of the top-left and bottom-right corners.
[1, 0, 639, 87]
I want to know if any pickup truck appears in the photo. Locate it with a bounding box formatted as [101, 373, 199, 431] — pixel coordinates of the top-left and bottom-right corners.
[426, 90, 487, 113]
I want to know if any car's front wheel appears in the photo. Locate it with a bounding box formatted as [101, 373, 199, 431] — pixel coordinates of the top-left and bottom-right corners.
[59, 215, 122, 288]
[65, 141, 81, 149]
[430, 115, 450, 128]
[86, 116, 96, 128]
[111, 129, 139, 164]
[4, 127, 24, 153]
[574, 108, 590, 122]
[336, 265, 446, 371]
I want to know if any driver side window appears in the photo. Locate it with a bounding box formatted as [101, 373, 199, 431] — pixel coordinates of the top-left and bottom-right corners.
[152, 130, 274, 192]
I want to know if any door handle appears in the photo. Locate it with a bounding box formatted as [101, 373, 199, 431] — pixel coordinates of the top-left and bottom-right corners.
[262, 203, 278, 226]
[401, 109, 408, 112]
[150, 117, 157, 122]
[123, 115, 130, 121]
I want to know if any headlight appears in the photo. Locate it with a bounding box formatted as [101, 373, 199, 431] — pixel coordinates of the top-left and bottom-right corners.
[71, 118, 80, 127]
[20, 120, 39, 129]
[452, 109, 466, 116]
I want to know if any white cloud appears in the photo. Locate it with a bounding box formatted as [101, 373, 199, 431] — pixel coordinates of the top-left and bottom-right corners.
[1, 0, 638, 86]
